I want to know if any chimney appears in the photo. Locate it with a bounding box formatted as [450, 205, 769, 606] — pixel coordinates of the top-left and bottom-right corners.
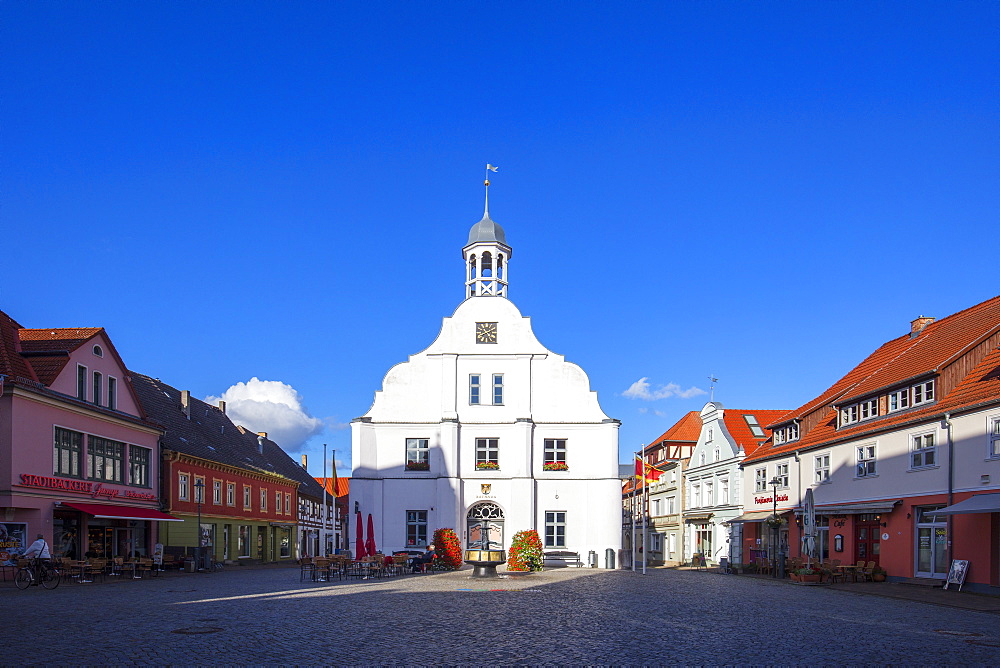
[301, 454, 308, 469]
[910, 315, 935, 338]
[180, 390, 191, 419]
[218, 400, 226, 414]
[257, 433, 266, 454]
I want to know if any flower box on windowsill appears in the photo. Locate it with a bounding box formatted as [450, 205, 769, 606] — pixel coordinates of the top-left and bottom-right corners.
[542, 462, 569, 472]
[405, 461, 430, 471]
[476, 462, 500, 471]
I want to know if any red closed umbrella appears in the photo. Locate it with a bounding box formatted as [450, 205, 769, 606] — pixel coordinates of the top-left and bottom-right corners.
[355, 511, 367, 559]
[365, 513, 377, 556]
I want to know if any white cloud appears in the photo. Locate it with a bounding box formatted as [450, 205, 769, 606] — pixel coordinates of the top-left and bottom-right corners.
[205, 378, 324, 452]
[622, 377, 707, 401]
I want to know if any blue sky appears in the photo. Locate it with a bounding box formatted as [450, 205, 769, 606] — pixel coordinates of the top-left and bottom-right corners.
[3, 2, 997, 475]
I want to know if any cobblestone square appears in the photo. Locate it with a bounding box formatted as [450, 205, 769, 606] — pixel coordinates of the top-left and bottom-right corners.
[5, 566, 999, 665]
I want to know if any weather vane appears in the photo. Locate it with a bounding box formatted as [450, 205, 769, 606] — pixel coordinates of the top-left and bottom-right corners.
[708, 374, 719, 401]
[485, 163, 498, 186]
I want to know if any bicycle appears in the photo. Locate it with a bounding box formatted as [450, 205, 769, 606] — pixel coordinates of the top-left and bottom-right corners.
[14, 559, 60, 590]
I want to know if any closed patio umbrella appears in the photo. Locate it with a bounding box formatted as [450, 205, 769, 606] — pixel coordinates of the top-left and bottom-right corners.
[366, 513, 377, 556]
[355, 511, 367, 559]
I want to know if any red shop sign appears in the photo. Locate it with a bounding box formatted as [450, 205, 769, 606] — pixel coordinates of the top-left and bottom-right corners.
[18, 474, 157, 501]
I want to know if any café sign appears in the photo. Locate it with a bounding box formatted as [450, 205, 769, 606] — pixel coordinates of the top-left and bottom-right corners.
[754, 493, 789, 505]
[18, 474, 157, 501]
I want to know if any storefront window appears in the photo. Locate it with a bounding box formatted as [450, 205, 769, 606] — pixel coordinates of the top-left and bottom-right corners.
[279, 528, 291, 557]
[238, 525, 251, 557]
[53, 513, 80, 559]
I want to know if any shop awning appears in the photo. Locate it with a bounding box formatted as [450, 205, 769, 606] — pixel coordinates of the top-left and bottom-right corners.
[684, 513, 714, 524]
[61, 502, 183, 522]
[929, 493, 1000, 516]
[729, 510, 786, 524]
[814, 500, 901, 515]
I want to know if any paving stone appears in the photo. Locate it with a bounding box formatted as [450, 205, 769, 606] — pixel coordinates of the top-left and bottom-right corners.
[3, 566, 998, 665]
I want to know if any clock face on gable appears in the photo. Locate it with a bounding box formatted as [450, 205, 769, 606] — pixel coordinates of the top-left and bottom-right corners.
[475, 321, 498, 344]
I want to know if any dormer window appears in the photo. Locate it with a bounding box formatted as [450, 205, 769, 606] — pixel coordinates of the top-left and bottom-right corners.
[774, 422, 800, 445]
[93, 345, 103, 357]
[840, 398, 878, 427]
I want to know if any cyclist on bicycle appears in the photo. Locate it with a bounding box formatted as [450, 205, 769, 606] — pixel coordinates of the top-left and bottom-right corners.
[22, 534, 52, 578]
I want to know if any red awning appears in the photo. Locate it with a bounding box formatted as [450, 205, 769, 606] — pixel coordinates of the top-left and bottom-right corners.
[61, 502, 183, 522]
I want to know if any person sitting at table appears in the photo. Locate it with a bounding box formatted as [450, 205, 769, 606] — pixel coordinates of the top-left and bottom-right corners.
[410, 545, 435, 573]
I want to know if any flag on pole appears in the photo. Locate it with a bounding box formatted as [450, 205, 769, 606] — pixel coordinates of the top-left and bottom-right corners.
[486, 164, 498, 172]
[635, 456, 665, 483]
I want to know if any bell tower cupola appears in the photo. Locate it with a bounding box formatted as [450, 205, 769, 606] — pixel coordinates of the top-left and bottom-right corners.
[462, 171, 512, 299]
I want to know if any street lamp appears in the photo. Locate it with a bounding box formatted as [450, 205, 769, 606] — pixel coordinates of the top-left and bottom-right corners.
[194, 479, 205, 571]
[769, 476, 782, 579]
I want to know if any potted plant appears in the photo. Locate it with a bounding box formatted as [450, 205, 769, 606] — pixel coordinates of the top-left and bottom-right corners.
[506, 529, 544, 572]
[405, 460, 430, 471]
[430, 528, 463, 571]
[476, 461, 500, 471]
[542, 462, 569, 472]
[796, 567, 821, 583]
[871, 565, 887, 582]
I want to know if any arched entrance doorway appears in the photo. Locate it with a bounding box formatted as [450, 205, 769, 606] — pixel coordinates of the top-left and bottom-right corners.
[466, 502, 504, 550]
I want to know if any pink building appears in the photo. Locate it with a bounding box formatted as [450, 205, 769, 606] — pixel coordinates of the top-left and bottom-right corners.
[0, 310, 173, 563]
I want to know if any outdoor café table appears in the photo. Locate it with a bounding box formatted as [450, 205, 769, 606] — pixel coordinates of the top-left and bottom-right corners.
[839, 565, 859, 582]
[71, 561, 91, 583]
[121, 561, 141, 579]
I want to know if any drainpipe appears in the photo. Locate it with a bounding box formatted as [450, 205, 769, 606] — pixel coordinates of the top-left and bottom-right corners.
[794, 451, 801, 558]
[943, 412, 954, 565]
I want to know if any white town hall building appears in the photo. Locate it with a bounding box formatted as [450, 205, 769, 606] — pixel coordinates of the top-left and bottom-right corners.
[350, 183, 621, 565]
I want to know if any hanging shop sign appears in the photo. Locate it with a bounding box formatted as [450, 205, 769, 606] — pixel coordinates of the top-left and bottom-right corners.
[17, 474, 157, 501]
[754, 494, 789, 505]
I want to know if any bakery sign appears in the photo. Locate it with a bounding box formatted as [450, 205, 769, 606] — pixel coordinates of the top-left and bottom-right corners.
[18, 474, 157, 501]
[754, 493, 790, 505]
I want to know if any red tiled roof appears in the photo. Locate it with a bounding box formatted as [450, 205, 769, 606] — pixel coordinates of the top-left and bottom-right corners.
[747, 302, 1000, 465]
[0, 311, 37, 382]
[19, 327, 103, 351]
[315, 477, 350, 497]
[646, 411, 702, 450]
[26, 355, 71, 385]
[723, 409, 789, 455]
[767, 295, 1000, 430]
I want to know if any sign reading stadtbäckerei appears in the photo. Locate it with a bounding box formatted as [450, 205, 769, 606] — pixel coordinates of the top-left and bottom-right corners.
[0, 523, 28, 565]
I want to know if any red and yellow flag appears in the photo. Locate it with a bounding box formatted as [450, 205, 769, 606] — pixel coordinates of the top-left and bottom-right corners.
[634, 456, 665, 484]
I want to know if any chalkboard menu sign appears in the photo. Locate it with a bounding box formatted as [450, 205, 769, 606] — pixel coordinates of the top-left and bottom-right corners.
[944, 559, 969, 591]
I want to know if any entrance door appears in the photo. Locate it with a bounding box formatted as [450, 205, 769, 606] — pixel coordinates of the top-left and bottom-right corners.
[915, 506, 948, 578]
[114, 528, 133, 558]
[466, 502, 504, 549]
[855, 514, 881, 565]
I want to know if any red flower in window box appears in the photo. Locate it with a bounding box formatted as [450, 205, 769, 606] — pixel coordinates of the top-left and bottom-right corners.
[542, 462, 569, 472]
[405, 461, 430, 471]
[476, 461, 500, 470]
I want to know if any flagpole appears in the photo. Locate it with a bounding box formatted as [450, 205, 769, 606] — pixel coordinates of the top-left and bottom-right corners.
[331, 449, 338, 551]
[324, 443, 328, 557]
[642, 448, 648, 575]
[631, 452, 637, 573]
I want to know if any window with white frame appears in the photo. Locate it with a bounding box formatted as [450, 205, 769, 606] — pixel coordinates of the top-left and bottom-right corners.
[469, 374, 481, 405]
[260, 488, 267, 511]
[775, 463, 789, 488]
[285, 493, 292, 516]
[856, 444, 877, 477]
[788, 422, 799, 441]
[692, 483, 701, 507]
[912, 380, 935, 405]
[213, 480, 222, 504]
[668, 532, 677, 556]
[651, 498, 661, 516]
[859, 398, 878, 420]
[93, 371, 103, 406]
[544, 511, 566, 548]
[475, 437, 499, 468]
[666, 496, 676, 514]
[227, 482, 236, 506]
[840, 404, 859, 426]
[910, 432, 936, 468]
[705, 481, 714, 506]
[543, 438, 567, 465]
[107, 376, 117, 410]
[699, 451, 706, 466]
[77, 365, 87, 401]
[406, 510, 428, 547]
[720, 478, 730, 504]
[815, 453, 830, 483]
[713, 447, 720, 462]
[991, 417, 1000, 459]
[492, 374, 503, 405]
[707, 428, 714, 442]
[888, 387, 910, 412]
[649, 532, 662, 552]
[275, 491, 282, 513]
[754, 467, 767, 492]
[243, 485, 251, 509]
[178, 473, 190, 501]
[406, 438, 429, 469]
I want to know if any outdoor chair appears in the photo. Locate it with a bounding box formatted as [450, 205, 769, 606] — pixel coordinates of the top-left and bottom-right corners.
[299, 557, 315, 582]
[86, 559, 107, 583]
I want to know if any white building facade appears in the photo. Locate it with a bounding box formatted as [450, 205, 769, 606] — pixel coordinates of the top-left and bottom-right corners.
[351, 191, 621, 565]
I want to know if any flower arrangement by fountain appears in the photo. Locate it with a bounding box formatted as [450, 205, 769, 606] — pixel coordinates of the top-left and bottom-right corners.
[476, 461, 500, 470]
[431, 528, 463, 571]
[405, 460, 430, 471]
[542, 462, 569, 472]
[506, 529, 544, 571]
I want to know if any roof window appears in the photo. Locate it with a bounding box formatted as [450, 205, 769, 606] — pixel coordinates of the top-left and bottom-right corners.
[743, 414, 766, 438]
